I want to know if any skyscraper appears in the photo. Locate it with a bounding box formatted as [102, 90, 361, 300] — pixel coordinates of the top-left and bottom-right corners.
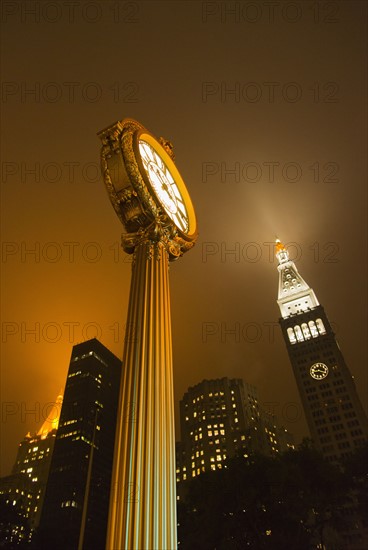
[177, 377, 294, 495]
[275, 239, 368, 461]
[0, 394, 62, 545]
[37, 339, 121, 549]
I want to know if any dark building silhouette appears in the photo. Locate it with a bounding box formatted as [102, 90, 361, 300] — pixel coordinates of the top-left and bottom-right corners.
[37, 339, 121, 549]
[176, 377, 294, 498]
[275, 239, 368, 462]
[0, 394, 62, 545]
[0, 473, 33, 546]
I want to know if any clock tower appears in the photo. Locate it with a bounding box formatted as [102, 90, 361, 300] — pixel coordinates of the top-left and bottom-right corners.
[275, 239, 367, 462]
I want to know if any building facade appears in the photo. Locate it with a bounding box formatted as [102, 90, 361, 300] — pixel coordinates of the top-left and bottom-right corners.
[275, 239, 368, 462]
[0, 394, 62, 545]
[177, 377, 294, 493]
[37, 339, 121, 549]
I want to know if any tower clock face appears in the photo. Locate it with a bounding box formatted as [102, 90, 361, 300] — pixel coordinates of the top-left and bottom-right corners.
[134, 132, 195, 236]
[310, 362, 329, 380]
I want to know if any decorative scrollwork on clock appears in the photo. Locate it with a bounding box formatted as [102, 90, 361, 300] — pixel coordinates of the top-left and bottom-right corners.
[98, 118, 198, 258]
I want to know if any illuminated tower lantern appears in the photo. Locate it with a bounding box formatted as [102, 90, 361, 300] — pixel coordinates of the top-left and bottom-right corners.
[98, 118, 197, 549]
[275, 239, 367, 462]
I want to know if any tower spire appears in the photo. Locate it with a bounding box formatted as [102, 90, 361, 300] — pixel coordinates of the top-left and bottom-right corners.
[275, 238, 289, 264]
[275, 239, 319, 318]
[37, 392, 63, 439]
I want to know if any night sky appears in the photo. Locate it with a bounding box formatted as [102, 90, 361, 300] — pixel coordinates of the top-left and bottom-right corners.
[1, 0, 367, 477]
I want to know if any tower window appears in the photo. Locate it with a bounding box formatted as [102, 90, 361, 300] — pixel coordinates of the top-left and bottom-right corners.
[294, 325, 304, 342]
[316, 319, 326, 335]
[301, 323, 311, 340]
[287, 327, 296, 344]
[308, 321, 318, 338]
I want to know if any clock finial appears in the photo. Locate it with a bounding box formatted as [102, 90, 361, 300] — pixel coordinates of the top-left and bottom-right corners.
[159, 137, 175, 160]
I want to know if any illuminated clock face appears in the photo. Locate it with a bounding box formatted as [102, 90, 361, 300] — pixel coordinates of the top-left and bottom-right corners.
[310, 362, 329, 380]
[138, 139, 189, 234]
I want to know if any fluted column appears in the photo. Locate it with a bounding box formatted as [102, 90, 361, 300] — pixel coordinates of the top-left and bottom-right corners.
[106, 236, 177, 550]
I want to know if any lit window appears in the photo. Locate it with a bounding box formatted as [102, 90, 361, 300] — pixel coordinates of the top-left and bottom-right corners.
[316, 318, 326, 335]
[287, 327, 296, 344]
[301, 323, 311, 340]
[61, 500, 77, 508]
[309, 320, 318, 338]
[294, 325, 304, 342]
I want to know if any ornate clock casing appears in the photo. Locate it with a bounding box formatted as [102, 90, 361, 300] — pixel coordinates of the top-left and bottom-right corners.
[98, 118, 197, 257]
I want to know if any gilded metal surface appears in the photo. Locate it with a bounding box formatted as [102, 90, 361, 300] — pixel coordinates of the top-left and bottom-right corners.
[98, 118, 197, 258]
[121, 218, 194, 262]
[106, 241, 177, 550]
[159, 137, 175, 160]
[98, 118, 197, 550]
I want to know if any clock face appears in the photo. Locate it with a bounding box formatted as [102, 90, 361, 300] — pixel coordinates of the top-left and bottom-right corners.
[136, 135, 192, 235]
[310, 362, 329, 380]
